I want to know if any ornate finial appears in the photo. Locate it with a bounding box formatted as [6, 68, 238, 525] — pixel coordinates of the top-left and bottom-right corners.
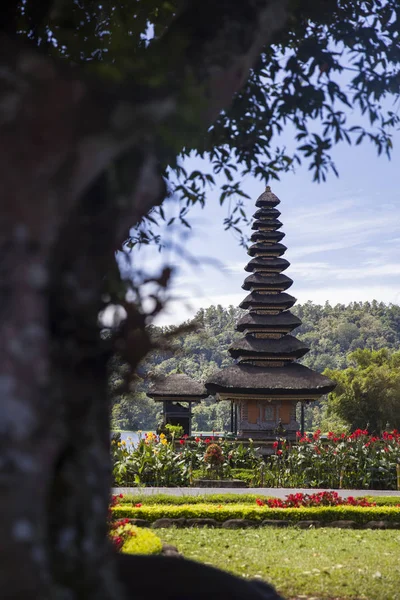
[265, 185, 271, 192]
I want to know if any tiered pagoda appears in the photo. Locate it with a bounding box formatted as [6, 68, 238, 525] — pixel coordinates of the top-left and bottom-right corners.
[206, 187, 335, 443]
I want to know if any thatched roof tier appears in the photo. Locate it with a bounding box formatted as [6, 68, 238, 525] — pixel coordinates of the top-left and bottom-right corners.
[251, 219, 283, 231]
[250, 230, 285, 243]
[229, 335, 309, 361]
[240, 291, 296, 311]
[244, 257, 290, 273]
[255, 186, 280, 208]
[242, 273, 293, 292]
[236, 311, 301, 332]
[247, 242, 287, 257]
[253, 207, 281, 220]
[148, 374, 208, 400]
[206, 363, 336, 396]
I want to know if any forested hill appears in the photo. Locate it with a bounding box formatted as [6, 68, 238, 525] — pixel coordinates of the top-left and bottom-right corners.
[111, 301, 400, 431]
[146, 300, 400, 376]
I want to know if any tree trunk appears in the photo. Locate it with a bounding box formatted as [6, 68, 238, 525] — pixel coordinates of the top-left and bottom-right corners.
[0, 1, 292, 597]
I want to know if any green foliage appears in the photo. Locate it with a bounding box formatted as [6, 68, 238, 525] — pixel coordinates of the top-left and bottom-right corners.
[111, 503, 400, 525]
[121, 525, 163, 556]
[17, 2, 400, 236]
[324, 348, 400, 432]
[164, 424, 184, 440]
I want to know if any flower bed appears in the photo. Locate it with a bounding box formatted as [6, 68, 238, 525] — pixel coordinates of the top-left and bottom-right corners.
[112, 429, 400, 489]
[116, 493, 399, 506]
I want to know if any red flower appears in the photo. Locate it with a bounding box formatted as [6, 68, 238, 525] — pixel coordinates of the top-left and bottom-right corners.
[135, 503, 142, 508]
[119, 494, 123, 498]
[272, 441, 279, 448]
[195, 437, 201, 443]
[204, 438, 211, 444]
[256, 498, 265, 506]
[183, 434, 189, 439]
[179, 439, 185, 445]
[277, 449, 282, 456]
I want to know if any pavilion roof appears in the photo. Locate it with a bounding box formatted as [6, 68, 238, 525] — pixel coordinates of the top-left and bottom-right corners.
[255, 186, 281, 207]
[250, 230, 285, 243]
[253, 207, 281, 219]
[242, 273, 293, 292]
[148, 374, 208, 399]
[206, 363, 336, 395]
[229, 335, 309, 361]
[251, 219, 283, 230]
[244, 256, 290, 273]
[236, 311, 301, 332]
[247, 242, 287, 257]
[239, 291, 296, 311]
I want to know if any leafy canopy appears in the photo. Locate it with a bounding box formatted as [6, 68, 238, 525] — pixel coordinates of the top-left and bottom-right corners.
[324, 348, 400, 433]
[16, 1, 400, 243]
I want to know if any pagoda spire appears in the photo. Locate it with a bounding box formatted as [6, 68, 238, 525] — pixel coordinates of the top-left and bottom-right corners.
[205, 186, 336, 445]
[230, 186, 308, 366]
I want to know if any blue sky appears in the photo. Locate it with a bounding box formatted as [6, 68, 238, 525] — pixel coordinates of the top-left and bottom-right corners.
[126, 123, 400, 327]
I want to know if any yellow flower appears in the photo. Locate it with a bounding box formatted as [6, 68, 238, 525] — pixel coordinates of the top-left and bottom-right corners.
[160, 433, 166, 439]
[121, 440, 126, 445]
[117, 442, 121, 447]
[161, 438, 168, 446]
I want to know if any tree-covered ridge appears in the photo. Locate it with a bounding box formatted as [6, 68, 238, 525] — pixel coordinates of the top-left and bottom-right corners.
[110, 301, 400, 431]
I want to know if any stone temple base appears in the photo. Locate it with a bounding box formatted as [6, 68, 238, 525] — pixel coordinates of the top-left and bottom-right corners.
[192, 479, 247, 488]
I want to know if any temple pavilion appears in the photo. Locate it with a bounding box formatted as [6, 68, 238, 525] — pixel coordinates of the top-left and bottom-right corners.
[147, 373, 208, 436]
[205, 187, 335, 443]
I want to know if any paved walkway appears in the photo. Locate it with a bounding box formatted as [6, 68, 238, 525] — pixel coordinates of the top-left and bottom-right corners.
[113, 487, 400, 498]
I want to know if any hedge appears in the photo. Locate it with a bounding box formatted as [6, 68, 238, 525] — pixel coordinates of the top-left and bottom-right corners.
[112, 503, 400, 525]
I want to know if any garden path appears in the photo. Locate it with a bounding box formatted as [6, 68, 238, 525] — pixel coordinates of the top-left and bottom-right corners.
[112, 487, 400, 497]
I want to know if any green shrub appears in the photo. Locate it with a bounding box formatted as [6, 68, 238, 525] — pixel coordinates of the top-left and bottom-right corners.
[164, 424, 184, 440]
[112, 503, 400, 525]
[120, 524, 163, 555]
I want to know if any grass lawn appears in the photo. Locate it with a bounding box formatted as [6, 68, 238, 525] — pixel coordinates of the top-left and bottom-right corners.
[159, 527, 400, 599]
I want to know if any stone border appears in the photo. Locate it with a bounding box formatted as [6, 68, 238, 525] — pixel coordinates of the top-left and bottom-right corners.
[127, 517, 400, 530]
